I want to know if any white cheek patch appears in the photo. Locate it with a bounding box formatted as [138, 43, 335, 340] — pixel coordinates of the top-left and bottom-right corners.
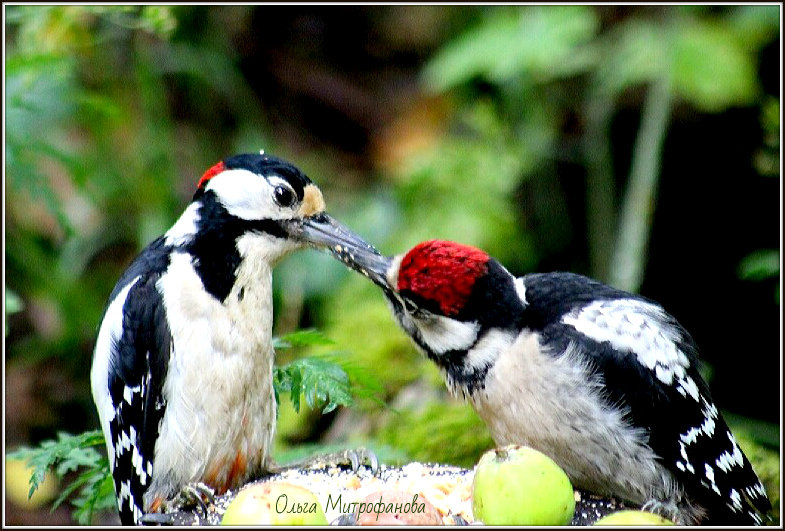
[463, 329, 514, 372]
[415, 314, 480, 355]
[206, 169, 284, 221]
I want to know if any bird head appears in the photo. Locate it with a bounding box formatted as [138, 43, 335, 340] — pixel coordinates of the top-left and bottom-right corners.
[165, 152, 378, 264]
[331, 239, 527, 362]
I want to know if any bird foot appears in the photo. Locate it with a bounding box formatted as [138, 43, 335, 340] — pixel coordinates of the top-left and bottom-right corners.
[278, 447, 380, 475]
[139, 483, 216, 525]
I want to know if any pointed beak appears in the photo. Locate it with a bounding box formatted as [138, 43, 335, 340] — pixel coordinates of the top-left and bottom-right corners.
[286, 212, 393, 288]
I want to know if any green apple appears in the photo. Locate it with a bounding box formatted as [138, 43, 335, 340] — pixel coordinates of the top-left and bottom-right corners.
[472, 445, 575, 525]
[221, 481, 327, 525]
[594, 510, 675, 526]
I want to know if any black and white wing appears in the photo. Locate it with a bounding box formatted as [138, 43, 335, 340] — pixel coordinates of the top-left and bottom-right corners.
[91, 238, 172, 524]
[524, 272, 771, 525]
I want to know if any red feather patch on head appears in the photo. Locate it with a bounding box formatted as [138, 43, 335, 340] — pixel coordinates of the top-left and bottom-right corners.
[197, 160, 226, 189]
[397, 240, 490, 317]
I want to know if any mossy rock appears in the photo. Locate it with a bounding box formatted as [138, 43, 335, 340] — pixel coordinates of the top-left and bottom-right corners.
[375, 400, 495, 468]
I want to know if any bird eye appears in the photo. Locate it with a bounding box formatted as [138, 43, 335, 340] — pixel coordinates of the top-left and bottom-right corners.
[274, 185, 296, 207]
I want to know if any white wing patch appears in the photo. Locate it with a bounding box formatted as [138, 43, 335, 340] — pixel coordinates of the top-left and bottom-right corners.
[680, 400, 717, 448]
[676, 441, 696, 474]
[704, 463, 721, 495]
[715, 431, 745, 473]
[117, 479, 143, 523]
[729, 489, 743, 511]
[562, 298, 699, 400]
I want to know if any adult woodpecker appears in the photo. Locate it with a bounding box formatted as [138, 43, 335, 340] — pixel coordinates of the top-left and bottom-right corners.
[90, 152, 374, 525]
[329, 239, 771, 525]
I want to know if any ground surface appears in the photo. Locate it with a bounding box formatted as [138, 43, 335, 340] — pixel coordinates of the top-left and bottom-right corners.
[149, 462, 628, 526]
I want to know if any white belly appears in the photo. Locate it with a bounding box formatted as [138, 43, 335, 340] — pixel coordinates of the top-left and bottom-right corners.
[147, 251, 277, 505]
[468, 331, 680, 507]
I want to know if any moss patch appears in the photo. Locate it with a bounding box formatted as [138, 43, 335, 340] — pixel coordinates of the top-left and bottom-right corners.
[376, 400, 495, 468]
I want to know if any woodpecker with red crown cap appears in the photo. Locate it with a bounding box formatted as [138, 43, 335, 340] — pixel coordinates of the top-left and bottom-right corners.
[90, 152, 375, 525]
[330, 239, 772, 525]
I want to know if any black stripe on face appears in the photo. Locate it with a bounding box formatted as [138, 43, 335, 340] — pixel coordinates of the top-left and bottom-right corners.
[223, 153, 311, 201]
[186, 191, 289, 302]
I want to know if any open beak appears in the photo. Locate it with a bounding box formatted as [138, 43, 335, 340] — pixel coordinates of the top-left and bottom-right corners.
[286, 212, 393, 288]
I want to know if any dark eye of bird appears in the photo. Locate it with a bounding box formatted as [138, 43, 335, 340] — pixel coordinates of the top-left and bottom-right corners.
[274, 185, 296, 207]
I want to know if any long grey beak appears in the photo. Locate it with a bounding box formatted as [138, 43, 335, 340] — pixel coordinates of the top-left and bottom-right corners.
[286, 212, 393, 288]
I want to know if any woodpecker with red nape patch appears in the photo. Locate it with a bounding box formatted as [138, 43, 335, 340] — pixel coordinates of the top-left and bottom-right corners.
[329, 239, 772, 525]
[90, 152, 374, 525]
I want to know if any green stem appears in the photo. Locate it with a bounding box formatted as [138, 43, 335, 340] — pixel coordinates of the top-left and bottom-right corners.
[584, 91, 617, 282]
[608, 76, 673, 293]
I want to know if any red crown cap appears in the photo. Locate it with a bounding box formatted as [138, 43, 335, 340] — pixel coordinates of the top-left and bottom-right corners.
[397, 240, 490, 317]
[197, 160, 226, 190]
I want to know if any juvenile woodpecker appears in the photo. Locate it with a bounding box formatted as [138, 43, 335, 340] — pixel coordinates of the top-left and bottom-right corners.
[331, 239, 771, 525]
[90, 152, 372, 525]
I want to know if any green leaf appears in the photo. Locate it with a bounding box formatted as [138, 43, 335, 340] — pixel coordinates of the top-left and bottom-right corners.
[727, 5, 780, 52]
[139, 6, 178, 37]
[423, 6, 598, 92]
[595, 19, 668, 96]
[275, 356, 353, 414]
[760, 98, 780, 137]
[6, 430, 113, 524]
[53, 467, 94, 511]
[671, 18, 759, 112]
[598, 10, 772, 109]
[738, 250, 780, 281]
[71, 467, 116, 525]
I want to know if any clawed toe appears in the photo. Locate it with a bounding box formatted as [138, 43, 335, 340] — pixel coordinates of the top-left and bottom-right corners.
[178, 482, 216, 515]
[346, 447, 379, 474]
[313, 447, 379, 474]
[281, 447, 381, 475]
[142, 482, 216, 524]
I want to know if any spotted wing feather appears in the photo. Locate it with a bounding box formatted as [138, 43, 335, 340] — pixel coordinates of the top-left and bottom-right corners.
[103, 239, 172, 524]
[523, 272, 771, 525]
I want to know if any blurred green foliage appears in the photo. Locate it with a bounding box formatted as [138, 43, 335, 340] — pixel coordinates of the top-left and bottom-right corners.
[5, 288, 23, 336]
[4, 5, 780, 525]
[7, 431, 115, 525]
[376, 402, 495, 469]
[273, 329, 385, 416]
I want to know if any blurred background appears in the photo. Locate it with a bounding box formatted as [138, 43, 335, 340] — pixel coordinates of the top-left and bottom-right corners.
[4, 5, 780, 525]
